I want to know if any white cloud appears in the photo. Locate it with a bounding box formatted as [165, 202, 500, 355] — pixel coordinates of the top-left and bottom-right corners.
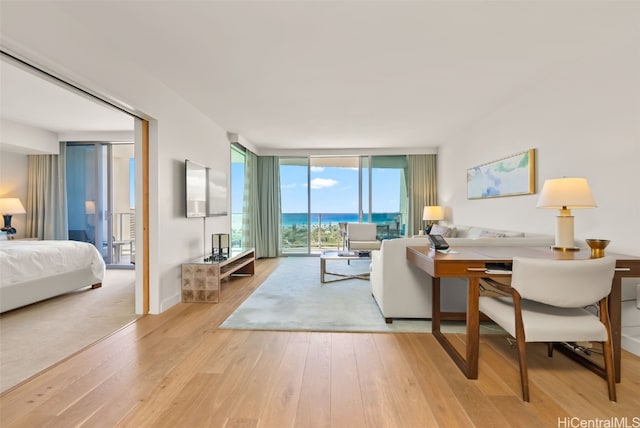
[310, 178, 338, 189]
[310, 166, 325, 172]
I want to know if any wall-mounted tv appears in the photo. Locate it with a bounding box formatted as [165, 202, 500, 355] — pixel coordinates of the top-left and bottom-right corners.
[185, 159, 207, 218]
[185, 159, 228, 218]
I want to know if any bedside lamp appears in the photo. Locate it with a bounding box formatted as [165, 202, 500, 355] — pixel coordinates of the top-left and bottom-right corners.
[0, 198, 26, 235]
[423, 205, 444, 234]
[85, 200, 96, 215]
[536, 177, 596, 251]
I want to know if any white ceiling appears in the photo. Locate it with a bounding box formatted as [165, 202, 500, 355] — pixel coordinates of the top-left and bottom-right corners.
[1, 1, 638, 151]
[0, 59, 134, 134]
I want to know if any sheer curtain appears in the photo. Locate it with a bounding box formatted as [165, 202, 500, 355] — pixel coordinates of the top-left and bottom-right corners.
[26, 142, 68, 239]
[407, 154, 437, 236]
[242, 150, 281, 258]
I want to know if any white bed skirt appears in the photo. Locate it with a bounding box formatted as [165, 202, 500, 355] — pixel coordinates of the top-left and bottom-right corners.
[0, 266, 102, 313]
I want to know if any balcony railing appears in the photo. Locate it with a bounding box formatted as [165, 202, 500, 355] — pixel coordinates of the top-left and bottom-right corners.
[231, 212, 404, 253]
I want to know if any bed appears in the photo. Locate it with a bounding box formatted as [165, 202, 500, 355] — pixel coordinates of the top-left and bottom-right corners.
[0, 239, 106, 313]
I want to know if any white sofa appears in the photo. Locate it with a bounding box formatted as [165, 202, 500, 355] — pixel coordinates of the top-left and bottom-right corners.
[369, 225, 555, 323]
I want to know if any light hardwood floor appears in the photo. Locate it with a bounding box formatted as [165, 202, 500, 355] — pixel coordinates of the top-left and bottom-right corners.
[1, 257, 639, 427]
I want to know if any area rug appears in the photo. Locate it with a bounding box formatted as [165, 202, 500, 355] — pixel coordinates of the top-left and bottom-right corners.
[220, 256, 494, 334]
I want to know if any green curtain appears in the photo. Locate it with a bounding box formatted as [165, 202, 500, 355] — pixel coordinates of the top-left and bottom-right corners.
[407, 154, 437, 236]
[26, 142, 68, 240]
[242, 151, 281, 258]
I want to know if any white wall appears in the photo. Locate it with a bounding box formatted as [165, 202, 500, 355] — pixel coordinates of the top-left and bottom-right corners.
[1, 5, 229, 313]
[438, 34, 640, 257]
[0, 149, 29, 238]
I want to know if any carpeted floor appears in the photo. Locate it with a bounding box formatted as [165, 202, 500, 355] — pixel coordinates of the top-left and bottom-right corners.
[0, 269, 137, 393]
[220, 256, 496, 334]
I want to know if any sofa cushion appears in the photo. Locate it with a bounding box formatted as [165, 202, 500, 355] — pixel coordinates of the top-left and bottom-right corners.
[349, 240, 381, 250]
[503, 231, 526, 238]
[453, 226, 471, 238]
[466, 227, 485, 239]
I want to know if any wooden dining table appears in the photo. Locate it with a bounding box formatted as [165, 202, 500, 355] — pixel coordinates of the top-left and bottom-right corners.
[406, 245, 640, 382]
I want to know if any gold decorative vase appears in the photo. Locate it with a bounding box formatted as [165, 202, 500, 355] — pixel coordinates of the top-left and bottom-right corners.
[585, 239, 610, 258]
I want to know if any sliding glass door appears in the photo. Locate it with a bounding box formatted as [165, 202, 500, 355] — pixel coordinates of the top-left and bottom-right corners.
[309, 156, 360, 252]
[230, 144, 246, 249]
[66, 144, 104, 249]
[370, 155, 407, 239]
[66, 142, 135, 267]
[279, 155, 407, 254]
[280, 157, 310, 254]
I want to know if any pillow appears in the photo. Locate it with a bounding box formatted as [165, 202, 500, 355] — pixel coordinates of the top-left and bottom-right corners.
[478, 230, 506, 238]
[430, 224, 456, 237]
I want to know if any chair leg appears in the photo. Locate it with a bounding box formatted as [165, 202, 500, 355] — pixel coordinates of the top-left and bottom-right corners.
[547, 342, 554, 358]
[602, 339, 617, 402]
[512, 293, 530, 401]
[600, 298, 617, 402]
[516, 335, 530, 402]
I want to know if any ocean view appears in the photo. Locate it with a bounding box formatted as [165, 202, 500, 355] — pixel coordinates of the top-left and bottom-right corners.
[232, 212, 402, 231]
[231, 212, 404, 249]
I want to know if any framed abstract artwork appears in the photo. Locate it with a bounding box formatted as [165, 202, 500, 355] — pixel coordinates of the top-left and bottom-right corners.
[467, 149, 535, 199]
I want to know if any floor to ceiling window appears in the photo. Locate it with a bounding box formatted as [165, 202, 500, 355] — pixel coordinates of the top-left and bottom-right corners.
[309, 156, 360, 252]
[230, 144, 246, 248]
[280, 157, 310, 254]
[66, 142, 135, 268]
[279, 155, 407, 254]
[371, 155, 408, 238]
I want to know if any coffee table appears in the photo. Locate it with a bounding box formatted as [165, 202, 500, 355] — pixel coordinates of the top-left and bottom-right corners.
[320, 250, 371, 284]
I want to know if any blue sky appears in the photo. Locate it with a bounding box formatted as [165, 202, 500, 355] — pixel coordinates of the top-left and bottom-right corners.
[233, 163, 402, 214]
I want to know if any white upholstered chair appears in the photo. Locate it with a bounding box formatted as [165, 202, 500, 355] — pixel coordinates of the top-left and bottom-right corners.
[346, 223, 381, 252]
[479, 256, 617, 402]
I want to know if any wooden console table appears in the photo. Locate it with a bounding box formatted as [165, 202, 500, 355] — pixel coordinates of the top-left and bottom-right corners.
[181, 247, 255, 303]
[406, 245, 640, 383]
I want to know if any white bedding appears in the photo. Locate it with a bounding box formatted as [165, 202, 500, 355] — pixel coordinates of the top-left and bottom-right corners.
[0, 240, 105, 288]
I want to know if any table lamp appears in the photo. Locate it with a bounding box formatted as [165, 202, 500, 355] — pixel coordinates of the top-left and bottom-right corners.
[536, 177, 596, 251]
[0, 198, 26, 234]
[211, 233, 230, 261]
[423, 205, 444, 234]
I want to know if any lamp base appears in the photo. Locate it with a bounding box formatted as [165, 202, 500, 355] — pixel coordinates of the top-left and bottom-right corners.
[550, 245, 580, 252]
[2, 214, 15, 234]
[553, 213, 577, 251]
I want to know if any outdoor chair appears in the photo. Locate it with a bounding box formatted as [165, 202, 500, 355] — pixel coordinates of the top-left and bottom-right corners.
[346, 223, 381, 252]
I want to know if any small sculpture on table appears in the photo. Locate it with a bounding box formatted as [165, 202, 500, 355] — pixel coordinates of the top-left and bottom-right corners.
[585, 239, 610, 258]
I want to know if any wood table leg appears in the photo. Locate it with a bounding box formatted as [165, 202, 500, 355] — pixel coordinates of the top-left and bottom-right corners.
[431, 276, 479, 379]
[466, 277, 480, 379]
[432, 276, 441, 332]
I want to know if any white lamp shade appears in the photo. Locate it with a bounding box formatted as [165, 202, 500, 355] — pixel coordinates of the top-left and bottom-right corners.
[536, 177, 596, 209]
[423, 205, 444, 221]
[0, 198, 26, 215]
[85, 200, 96, 214]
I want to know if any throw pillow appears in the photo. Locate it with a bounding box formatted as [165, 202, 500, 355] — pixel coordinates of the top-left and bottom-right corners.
[430, 224, 455, 237]
[478, 230, 506, 238]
